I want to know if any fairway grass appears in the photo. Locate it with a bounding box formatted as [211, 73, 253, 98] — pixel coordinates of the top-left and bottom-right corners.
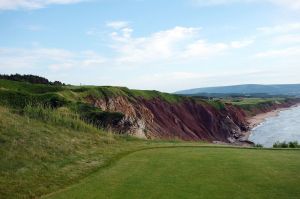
[46, 147, 300, 199]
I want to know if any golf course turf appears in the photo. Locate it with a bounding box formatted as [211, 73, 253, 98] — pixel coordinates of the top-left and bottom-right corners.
[45, 147, 300, 199]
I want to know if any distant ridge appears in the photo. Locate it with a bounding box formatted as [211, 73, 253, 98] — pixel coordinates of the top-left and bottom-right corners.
[175, 84, 300, 97]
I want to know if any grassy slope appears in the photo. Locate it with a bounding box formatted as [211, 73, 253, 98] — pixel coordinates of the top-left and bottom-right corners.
[0, 106, 204, 199]
[46, 147, 300, 199]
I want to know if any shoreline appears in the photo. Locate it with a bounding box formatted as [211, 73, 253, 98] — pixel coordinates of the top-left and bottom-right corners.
[241, 103, 300, 141]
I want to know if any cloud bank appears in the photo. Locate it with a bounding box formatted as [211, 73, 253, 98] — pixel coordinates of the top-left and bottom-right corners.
[192, 0, 300, 10]
[0, 0, 85, 10]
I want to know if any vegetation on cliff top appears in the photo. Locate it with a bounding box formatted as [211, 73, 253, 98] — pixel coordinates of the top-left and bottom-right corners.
[0, 74, 65, 86]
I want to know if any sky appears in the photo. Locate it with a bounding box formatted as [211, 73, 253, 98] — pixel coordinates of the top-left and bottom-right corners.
[0, 0, 300, 92]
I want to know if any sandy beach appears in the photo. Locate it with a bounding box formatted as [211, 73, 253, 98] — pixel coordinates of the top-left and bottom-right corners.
[241, 104, 300, 141]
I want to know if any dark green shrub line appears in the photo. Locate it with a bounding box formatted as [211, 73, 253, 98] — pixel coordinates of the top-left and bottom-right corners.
[273, 141, 300, 148]
[254, 144, 263, 148]
[0, 73, 65, 86]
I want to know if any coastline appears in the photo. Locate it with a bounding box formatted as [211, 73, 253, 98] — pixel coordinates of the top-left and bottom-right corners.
[241, 103, 300, 141]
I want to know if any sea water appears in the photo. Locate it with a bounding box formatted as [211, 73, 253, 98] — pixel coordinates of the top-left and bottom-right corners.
[249, 105, 300, 147]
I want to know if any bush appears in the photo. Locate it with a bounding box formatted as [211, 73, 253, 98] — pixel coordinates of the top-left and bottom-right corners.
[73, 103, 124, 128]
[273, 141, 300, 148]
[254, 144, 263, 148]
[288, 141, 299, 148]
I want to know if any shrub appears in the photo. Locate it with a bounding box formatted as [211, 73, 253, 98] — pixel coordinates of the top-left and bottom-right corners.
[254, 144, 263, 148]
[288, 141, 299, 148]
[273, 141, 300, 148]
[72, 103, 125, 128]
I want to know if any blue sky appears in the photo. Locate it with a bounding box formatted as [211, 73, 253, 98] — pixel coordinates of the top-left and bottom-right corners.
[1, 0, 300, 92]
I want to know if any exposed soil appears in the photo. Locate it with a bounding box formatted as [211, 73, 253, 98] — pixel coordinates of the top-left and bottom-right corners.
[86, 95, 300, 144]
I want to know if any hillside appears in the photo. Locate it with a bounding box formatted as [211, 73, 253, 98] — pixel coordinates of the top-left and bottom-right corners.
[176, 84, 300, 96]
[1, 78, 299, 143]
[0, 78, 240, 142]
[1, 77, 300, 198]
[0, 102, 200, 198]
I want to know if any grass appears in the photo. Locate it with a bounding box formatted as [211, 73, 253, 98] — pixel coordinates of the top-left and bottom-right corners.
[65, 84, 184, 102]
[0, 105, 203, 199]
[46, 147, 300, 199]
[22, 104, 97, 132]
[0, 79, 64, 94]
[224, 97, 285, 106]
[222, 97, 288, 114]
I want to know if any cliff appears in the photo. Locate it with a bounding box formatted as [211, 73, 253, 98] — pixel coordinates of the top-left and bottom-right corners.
[85, 94, 249, 143]
[84, 89, 299, 143]
[1, 79, 299, 144]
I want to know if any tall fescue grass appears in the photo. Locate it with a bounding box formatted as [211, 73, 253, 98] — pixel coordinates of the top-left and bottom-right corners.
[23, 104, 97, 132]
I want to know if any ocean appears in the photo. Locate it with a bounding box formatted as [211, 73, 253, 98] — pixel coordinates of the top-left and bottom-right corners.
[249, 105, 300, 147]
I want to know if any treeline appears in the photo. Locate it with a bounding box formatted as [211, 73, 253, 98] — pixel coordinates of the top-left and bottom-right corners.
[273, 141, 300, 148]
[0, 74, 65, 86]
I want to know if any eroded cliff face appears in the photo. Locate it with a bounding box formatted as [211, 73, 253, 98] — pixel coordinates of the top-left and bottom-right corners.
[86, 96, 251, 143]
[86, 95, 299, 143]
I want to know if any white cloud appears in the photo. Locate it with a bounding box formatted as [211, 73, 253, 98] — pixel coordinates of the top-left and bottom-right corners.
[269, 0, 300, 10]
[106, 21, 130, 30]
[257, 23, 300, 34]
[230, 39, 254, 48]
[0, 0, 85, 10]
[192, 0, 250, 6]
[111, 26, 200, 63]
[0, 24, 254, 73]
[272, 34, 300, 44]
[256, 47, 300, 57]
[192, 0, 300, 10]
[0, 47, 106, 72]
[182, 40, 228, 58]
[108, 24, 252, 64]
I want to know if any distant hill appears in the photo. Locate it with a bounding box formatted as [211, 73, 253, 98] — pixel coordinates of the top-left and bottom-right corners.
[175, 84, 300, 97]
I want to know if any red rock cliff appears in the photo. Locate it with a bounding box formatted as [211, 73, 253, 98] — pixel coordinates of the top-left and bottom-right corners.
[86, 96, 251, 143]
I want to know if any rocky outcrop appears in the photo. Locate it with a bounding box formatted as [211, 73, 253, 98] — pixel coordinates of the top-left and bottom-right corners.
[86, 96, 250, 143]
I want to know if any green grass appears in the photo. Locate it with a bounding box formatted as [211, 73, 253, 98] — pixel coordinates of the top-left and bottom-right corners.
[224, 97, 285, 106]
[64, 84, 183, 102]
[0, 105, 203, 199]
[22, 104, 97, 132]
[222, 97, 288, 114]
[0, 79, 64, 94]
[46, 147, 300, 199]
[128, 89, 184, 103]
